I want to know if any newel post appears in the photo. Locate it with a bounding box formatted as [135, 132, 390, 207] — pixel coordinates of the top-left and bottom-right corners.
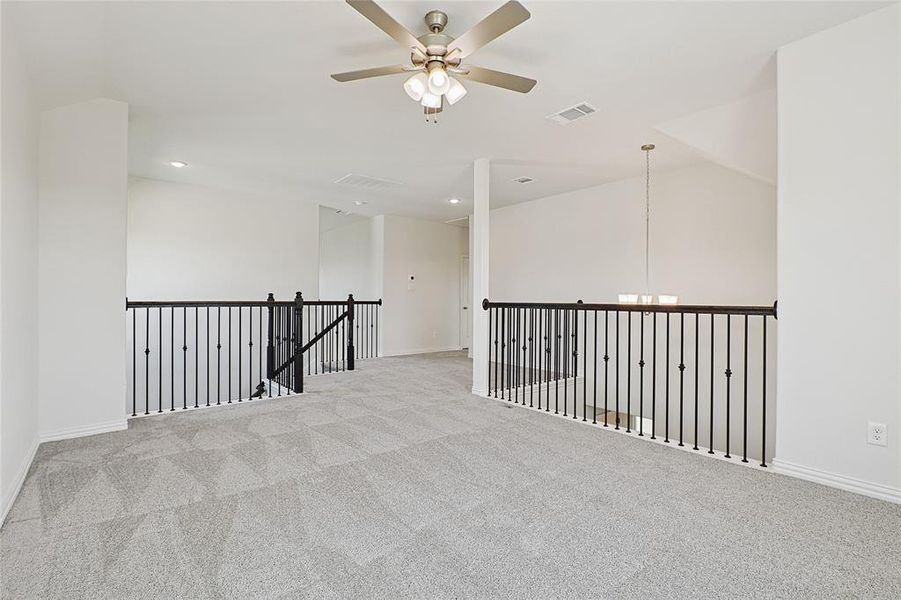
[347, 293, 355, 371]
[266, 293, 275, 380]
[294, 292, 304, 393]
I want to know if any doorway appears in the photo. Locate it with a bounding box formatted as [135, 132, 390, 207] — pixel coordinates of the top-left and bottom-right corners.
[460, 256, 471, 349]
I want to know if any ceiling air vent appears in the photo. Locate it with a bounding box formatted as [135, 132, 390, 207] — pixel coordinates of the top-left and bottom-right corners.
[546, 102, 597, 125]
[334, 173, 403, 190]
[512, 176, 534, 184]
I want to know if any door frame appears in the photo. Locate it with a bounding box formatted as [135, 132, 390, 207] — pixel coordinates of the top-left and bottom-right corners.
[460, 255, 470, 350]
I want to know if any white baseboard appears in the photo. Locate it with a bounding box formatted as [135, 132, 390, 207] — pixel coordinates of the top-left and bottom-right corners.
[40, 418, 128, 443]
[383, 345, 463, 357]
[0, 438, 39, 527]
[773, 458, 901, 505]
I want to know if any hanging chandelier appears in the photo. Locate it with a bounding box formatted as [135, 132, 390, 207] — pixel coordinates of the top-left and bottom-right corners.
[618, 143, 678, 306]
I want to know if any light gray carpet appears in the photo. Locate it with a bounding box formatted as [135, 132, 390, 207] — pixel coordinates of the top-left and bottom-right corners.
[2, 351, 900, 599]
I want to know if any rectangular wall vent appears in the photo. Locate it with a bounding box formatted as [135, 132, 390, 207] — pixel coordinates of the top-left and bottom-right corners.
[512, 176, 534, 184]
[546, 101, 597, 125]
[334, 173, 403, 190]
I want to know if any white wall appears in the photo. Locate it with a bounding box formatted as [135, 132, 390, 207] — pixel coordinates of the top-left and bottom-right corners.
[376, 215, 468, 356]
[656, 89, 777, 185]
[127, 177, 319, 301]
[0, 13, 41, 523]
[489, 161, 777, 460]
[38, 99, 129, 439]
[319, 218, 373, 300]
[491, 162, 776, 305]
[776, 5, 901, 499]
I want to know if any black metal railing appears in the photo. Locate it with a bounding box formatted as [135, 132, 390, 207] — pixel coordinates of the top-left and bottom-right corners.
[482, 299, 777, 466]
[126, 293, 381, 416]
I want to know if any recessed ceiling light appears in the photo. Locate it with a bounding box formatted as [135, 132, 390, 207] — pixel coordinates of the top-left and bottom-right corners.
[169, 161, 188, 168]
[354, 200, 367, 206]
[448, 198, 460, 204]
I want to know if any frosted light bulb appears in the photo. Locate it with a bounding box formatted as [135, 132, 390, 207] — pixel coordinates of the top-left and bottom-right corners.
[445, 78, 467, 105]
[420, 92, 441, 109]
[403, 73, 427, 101]
[428, 67, 450, 95]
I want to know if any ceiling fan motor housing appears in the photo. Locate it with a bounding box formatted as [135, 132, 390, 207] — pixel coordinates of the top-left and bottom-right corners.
[424, 10, 448, 33]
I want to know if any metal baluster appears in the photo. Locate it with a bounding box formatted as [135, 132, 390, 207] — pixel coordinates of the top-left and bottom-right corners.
[555, 309, 560, 414]
[258, 306, 262, 399]
[492, 307, 498, 397]
[614, 310, 619, 429]
[248, 307, 253, 400]
[217, 307, 221, 405]
[544, 308, 550, 412]
[195, 307, 199, 408]
[573, 306, 579, 420]
[603, 310, 609, 427]
[664, 313, 669, 442]
[708, 314, 715, 454]
[182, 307, 187, 410]
[132, 309, 136, 417]
[592, 311, 597, 424]
[145, 308, 150, 415]
[537, 308, 543, 410]
[504, 308, 513, 402]
[277, 306, 283, 394]
[207, 307, 211, 407]
[742, 315, 749, 463]
[639, 311, 645, 435]
[651, 313, 656, 440]
[694, 314, 699, 450]
[725, 314, 732, 458]
[500, 308, 506, 400]
[159, 307, 163, 413]
[514, 309, 519, 404]
[313, 305, 318, 375]
[562, 309, 568, 416]
[170, 307, 174, 411]
[582, 308, 587, 421]
[626, 311, 631, 432]
[528, 308, 535, 408]
[523, 308, 528, 407]
[678, 313, 685, 446]
[228, 307, 232, 403]
[761, 317, 768, 467]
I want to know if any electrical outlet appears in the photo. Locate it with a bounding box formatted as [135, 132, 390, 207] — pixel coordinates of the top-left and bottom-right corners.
[867, 422, 887, 447]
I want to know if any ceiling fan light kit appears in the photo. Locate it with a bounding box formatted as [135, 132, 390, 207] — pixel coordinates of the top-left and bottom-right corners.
[332, 0, 537, 123]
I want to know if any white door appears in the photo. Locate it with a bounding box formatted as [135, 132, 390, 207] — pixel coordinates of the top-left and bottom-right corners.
[460, 256, 471, 349]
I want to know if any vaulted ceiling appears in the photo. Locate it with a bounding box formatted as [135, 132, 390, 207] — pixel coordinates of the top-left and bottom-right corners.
[5, 1, 885, 221]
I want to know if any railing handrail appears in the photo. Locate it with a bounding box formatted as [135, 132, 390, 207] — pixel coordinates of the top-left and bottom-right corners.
[482, 298, 777, 318]
[126, 298, 382, 309]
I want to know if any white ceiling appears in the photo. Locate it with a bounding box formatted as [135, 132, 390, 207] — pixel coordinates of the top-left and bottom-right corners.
[6, 1, 886, 221]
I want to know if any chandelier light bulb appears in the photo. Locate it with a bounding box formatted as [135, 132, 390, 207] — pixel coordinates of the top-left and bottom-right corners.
[428, 66, 451, 95]
[445, 77, 467, 105]
[403, 73, 428, 102]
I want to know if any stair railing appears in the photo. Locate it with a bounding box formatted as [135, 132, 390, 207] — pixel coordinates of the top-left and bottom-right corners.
[482, 298, 776, 467]
[125, 293, 381, 416]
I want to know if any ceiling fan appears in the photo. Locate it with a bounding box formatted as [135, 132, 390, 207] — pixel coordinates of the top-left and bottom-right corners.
[331, 0, 537, 122]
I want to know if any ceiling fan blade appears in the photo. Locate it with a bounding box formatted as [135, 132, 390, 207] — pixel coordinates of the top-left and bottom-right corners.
[447, 1, 530, 59]
[346, 0, 427, 53]
[331, 65, 408, 82]
[457, 65, 536, 93]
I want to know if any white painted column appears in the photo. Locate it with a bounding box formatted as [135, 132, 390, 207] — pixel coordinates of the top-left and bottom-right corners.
[471, 158, 490, 395]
